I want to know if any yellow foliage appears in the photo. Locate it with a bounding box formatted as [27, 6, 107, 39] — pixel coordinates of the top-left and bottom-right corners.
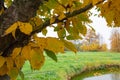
[100, 44, 107, 51]
[53, 5, 65, 15]
[0, 64, 8, 76]
[4, 21, 33, 37]
[8, 67, 19, 80]
[0, 56, 5, 68]
[81, 43, 100, 51]
[45, 37, 64, 53]
[53, 4, 66, 20]
[92, 0, 102, 5]
[58, 13, 66, 20]
[4, 22, 18, 36]
[62, 40, 77, 53]
[30, 16, 43, 27]
[6, 57, 14, 70]
[29, 48, 45, 70]
[15, 55, 25, 69]
[11, 47, 21, 59]
[50, 17, 56, 24]
[21, 45, 31, 60]
[18, 22, 33, 35]
[83, 0, 92, 6]
[34, 37, 47, 50]
[34, 37, 64, 53]
[12, 30, 16, 39]
[99, 0, 120, 26]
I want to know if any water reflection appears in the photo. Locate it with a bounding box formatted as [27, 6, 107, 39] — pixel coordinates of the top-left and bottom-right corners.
[83, 73, 120, 80]
[111, 73, 120, 80]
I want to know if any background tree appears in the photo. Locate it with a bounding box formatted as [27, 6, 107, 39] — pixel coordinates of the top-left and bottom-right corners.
[85, 28, 99, 44]
[110, 28, 120, 52]
[80, 28, 107, 51]
[0, 0, 119, 79]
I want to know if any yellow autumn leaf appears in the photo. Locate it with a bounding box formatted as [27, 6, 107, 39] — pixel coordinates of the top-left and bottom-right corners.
[92, 0, 102, 5]
[6, 57, 14, 70]
[4, 22, 18, 36]
[0, 56, 5, 68]
[21, 45, 31, 60]
[0, 64, 8, 76]
[50, 17, 56, 24]
[83, 0, 92, 6]
[11, 47, 21, 59]
[19, 22, 33, 35]
[58, 13, 66, 20]
[45, 37, 64, 53]
[30, 16, 43, 28]
[34, 17, 43, 26]
[62, 40, 77, 53]
[34, 37, 47, 50]
[15, 55, 25, 69]
[65, 20, 70, 30]
[0, 7, 4, 15]
[29, 48, 45, 70]
[12, 30, 16, 39]
[8, 67, 19, 80]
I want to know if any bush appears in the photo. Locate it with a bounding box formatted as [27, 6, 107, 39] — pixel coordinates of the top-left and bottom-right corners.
[80, 43, 108, 52]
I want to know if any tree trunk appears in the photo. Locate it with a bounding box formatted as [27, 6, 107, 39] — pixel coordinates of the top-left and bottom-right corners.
[0, 0, 44, 56]
[0, 0, 45, 79]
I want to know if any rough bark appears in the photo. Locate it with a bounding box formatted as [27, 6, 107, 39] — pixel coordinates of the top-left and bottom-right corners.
[0, 0, 44, 56]
[0, 0, 45, 79]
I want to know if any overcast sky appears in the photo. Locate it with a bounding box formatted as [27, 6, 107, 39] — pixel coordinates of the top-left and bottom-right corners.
[90, 8, 112, 49]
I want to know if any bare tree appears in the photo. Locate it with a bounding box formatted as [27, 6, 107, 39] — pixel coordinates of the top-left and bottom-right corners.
[110, 28, 120, 52]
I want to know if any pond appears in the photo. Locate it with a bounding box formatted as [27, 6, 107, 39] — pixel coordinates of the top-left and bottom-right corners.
[71, 67, 120, 80]
[83, 73, 120, 80]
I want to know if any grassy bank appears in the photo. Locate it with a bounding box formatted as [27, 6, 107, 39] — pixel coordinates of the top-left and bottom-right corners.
[17, 52, 120, 80]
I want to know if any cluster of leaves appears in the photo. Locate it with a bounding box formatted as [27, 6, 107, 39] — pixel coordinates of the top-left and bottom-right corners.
[98, 0, 120, 26]
[0, 35, 77, 79]
[5, 0, 12, 7]
[37, 0, 93, 40]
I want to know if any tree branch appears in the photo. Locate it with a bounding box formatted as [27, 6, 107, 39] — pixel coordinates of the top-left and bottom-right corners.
[32, 0, 105, 34]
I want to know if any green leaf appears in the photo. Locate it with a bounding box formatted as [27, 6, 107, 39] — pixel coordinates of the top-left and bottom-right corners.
[45, 49, 57, 62]
[45, 0, 57, 9]
[57, 27, 66, 39]
[42, 28, 47, 36]
[54, 27, 59, 31]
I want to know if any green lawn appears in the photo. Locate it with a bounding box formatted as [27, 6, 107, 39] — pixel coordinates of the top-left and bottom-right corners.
[17, 52, 120, 80]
